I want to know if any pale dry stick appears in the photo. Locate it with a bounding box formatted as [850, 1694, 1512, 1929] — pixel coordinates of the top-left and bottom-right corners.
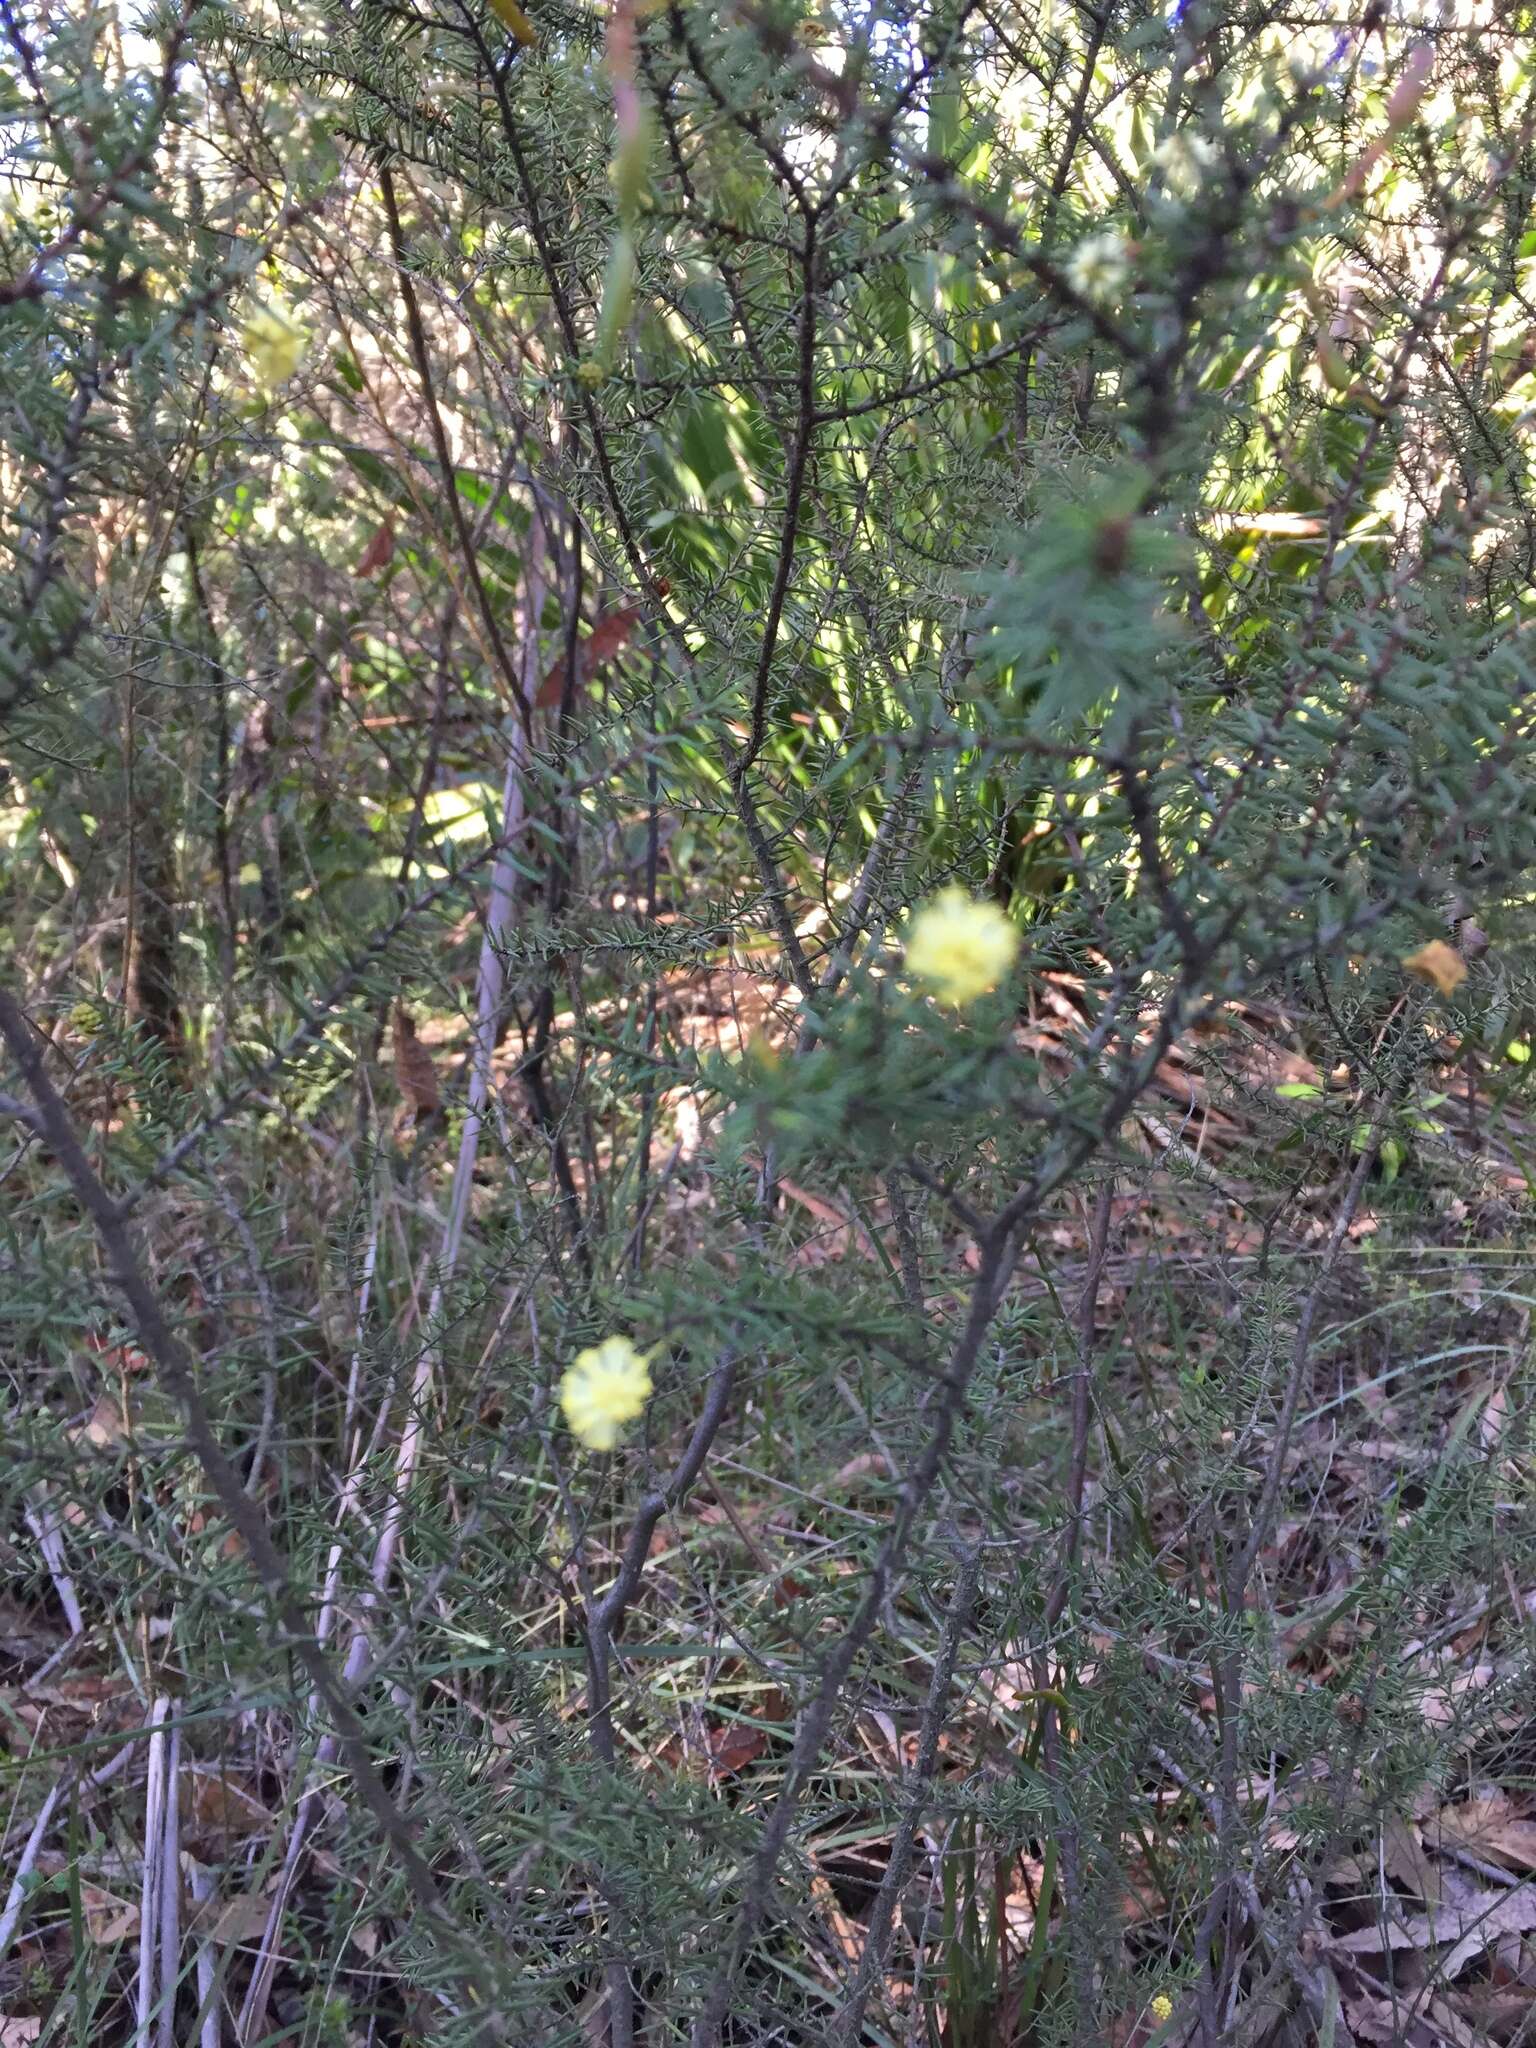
[185, 1858, 222, 2048]
[0, 988, 498, 2028]
[582, 1352, 742, 2048]
[885, 1170, 925, 1314]
[0, 1734, 134, 1973]
[16, 1630, 81, 1695]
[378, 163, 530, 724]
[340, 1188, 383, 1478]
[369, 532, 543, 1600]
[1231, 1118, 1389, 1600]
[811, 765, 923, 1009]
[23, 1488, 84, 1636]
[1150, 1745, 1335, 2041]
[618, 1138, 683, 1269]
[830, 1547, 981, 2044]
[1049, 1180, 1116, 1625]
[240, 539, 545, 2045]
[203, 1178, 281, 1494]
[240, 1281, 554, 2025]
[157, 1722, 181, 2048]
[120, 827, 524, 1217]
[757, 760, 923, 1207]
[135, 1697, 170, 2048]
[236, 1174, 388, 2037]
[239, 1331, 384, 2036]
[237, 1748, 337, 2038]
[587, 1355, 744, 1728]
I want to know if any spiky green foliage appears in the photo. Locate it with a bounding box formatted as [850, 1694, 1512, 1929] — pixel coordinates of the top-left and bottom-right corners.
[5, 1, 1536, 2043]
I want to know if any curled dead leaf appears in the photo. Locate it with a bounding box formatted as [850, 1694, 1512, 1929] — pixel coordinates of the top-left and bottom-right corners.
[355, 520, 395, 578]
[831, 1451, 894, 1490]
[184, 1767, 273, 1845]
[83, 1332, 149, 1373]
[1402, 941, 1468, 998]
[537, 603, 643, 709]
[1434, 1793, 1536, 1872]
[73, 1389, 131, 1448]
[81, 1882, 140, 1945]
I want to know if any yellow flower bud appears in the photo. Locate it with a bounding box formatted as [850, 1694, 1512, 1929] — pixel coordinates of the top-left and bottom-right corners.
[1150, 1993, 1175, 2025]
[241, 298, 309, 392]
[904, 888, 1020, 1006]
[610, 108, 654, 224]
[559, 1336, 653, 1450]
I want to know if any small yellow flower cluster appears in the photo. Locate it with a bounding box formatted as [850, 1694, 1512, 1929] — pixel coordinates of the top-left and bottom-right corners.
[241, 298, 309, 393]
[904, 888, 1020, 1006]
[1149, 1992, 1175, 2025]
[559, 1335, 653, 1450]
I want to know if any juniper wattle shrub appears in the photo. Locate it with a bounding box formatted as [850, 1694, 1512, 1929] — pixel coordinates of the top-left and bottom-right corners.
[3, 2, 1536, 2042]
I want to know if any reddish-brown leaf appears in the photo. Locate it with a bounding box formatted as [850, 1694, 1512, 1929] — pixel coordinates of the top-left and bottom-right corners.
[536, 603, 643, 708]
[355, 520, 395, 577]
[705, 1722, 767, 1780]
[393, 1005, 442, 1120]
[184, 1767, 274, 1847]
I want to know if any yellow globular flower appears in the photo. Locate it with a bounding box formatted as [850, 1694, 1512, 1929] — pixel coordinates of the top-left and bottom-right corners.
[241, 298, 309, 393]
[1149, 1993, 1175, 2025]
[558, 1336, 653, 1451]
[904, 887, 1020, 1006]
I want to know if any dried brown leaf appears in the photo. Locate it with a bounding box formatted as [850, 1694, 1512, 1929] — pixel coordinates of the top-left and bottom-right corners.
[704, 1722, 766, 1780]
[1443, 1985, 1536, 2039]
[1330, 1887, 1536, 1978]
[536, 603, 643, 709]
[392, 1005, 442, 1121]
[831, 1451, 894, 1490]
[191, 1887, 275, 1946]
[355, 520, 395, 577]
[1417, 1662, 1495, 1731]
[183, 1767, 273, 1844]
[73, 1389, 131, 1448]
[80, 1882, 139, 1944]
[1401, 941, 1469, 998]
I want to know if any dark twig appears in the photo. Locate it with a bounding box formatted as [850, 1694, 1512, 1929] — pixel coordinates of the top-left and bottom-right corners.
[378, 164, 529, 723]
[830, 1546, 981, 2043]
